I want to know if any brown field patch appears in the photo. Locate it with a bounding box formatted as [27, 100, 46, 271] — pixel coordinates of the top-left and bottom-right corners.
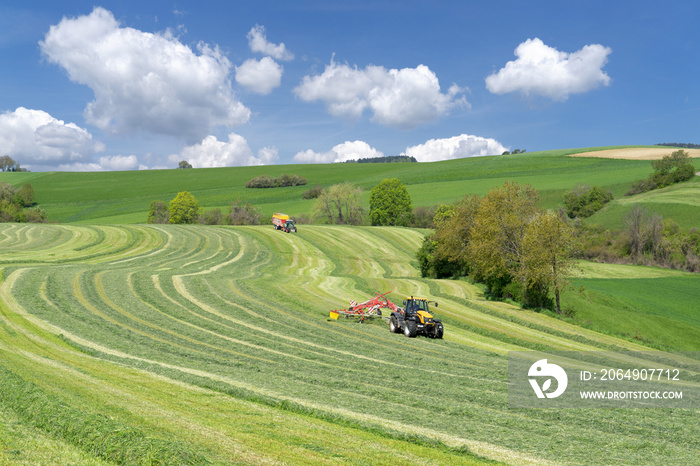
[569, 147, 700, 160]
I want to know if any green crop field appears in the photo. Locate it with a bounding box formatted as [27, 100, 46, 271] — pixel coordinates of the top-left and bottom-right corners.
[2, 145, 698, 226]
[1, 223, 698, 465]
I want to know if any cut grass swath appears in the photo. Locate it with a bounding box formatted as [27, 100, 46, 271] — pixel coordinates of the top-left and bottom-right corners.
[0, 223, 698, 465]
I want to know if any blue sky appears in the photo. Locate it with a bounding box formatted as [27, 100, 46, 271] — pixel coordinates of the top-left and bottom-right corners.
[1, 0, 699, 171]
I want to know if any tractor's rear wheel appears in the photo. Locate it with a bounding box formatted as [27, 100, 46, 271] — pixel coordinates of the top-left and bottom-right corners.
[390, 315, 400, 333]
[404, 320, 417, 338]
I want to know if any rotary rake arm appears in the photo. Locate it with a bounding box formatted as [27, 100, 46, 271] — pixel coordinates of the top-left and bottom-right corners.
[329, 291, 403, 323]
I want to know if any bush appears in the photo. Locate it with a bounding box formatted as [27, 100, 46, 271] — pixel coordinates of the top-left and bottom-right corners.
[410, 205, 437, 228]
[626, 178, 656, 196]
[0, 184, 42, 223]
[200, 208, 223, 225]
[246, 174, 307, 188]
[626, 150, 696, 195]
[227, 200, 261, 225]
[25, 208, 47, 223]
[564, 184, 612, 218]
[302, 185, 324, 199]
[246, 175, 277, 188]
[146, 200, 170, 224]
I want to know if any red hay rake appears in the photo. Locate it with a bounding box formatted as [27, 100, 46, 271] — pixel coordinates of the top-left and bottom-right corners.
[329, 291, 402, 323]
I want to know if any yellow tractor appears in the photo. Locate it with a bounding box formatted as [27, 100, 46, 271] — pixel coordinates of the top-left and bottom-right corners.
[389, 296, 443, 339]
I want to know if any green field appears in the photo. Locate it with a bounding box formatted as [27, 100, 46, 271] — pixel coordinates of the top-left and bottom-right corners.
[3, 146, 697, 225]
[0, 223, 698, 465]
[0, 146, 699, 464]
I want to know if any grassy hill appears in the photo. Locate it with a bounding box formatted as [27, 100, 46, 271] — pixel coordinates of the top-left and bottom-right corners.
[2, 145, 697, 226]
[0, 146, 698, 464]
[1, 223, 698, 465]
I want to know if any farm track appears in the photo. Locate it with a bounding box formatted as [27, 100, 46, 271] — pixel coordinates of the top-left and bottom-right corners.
[0, 224, 698, 465]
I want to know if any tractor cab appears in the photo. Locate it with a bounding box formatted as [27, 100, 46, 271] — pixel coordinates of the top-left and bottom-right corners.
[403, 297, 437, 318]
[403, 296, 437, 314]
[394, 296, 443, 339]
[284, 219, 297, 233]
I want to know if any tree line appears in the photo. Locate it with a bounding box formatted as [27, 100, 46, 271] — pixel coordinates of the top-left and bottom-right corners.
[146, 192, 262, 226]
[656, 143, 700, 149]
[575, 207, 700, 272]
[0, 183, 47, 223]
[343, 155, 417, 163]
[417, 182, 577, 314]
[246, 174, 307, 188]
[0, 155, 29, 172]
[626, 150, 695, 195]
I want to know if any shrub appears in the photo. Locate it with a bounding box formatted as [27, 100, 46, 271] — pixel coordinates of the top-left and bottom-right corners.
[626, 150, 696, 195]
[246, 174, 307, 188]
[146, 200, 170, 224]
[564, 184, 613, 218]
[626, 178, 656, 196]
[302, 185, 324, 199]
[410, 205, 437, 228]
[227, 200, 261, 225]
[200, 208, 223, 225]
[246, 175, 277, 188]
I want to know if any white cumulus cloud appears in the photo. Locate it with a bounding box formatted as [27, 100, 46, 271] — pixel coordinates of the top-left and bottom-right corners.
[247, 24, 294, 61]
[58, 155, 145, 172]
[485, 38, 612, 101]
[403, 134, 507, 162]
[0, 107, 105, 170]
[40, 7, 250, 143]
[295, 58, 467, 129]
[173, 133, 279, 168]
[235, 57, 283, 94]
[293, 140, 383, 163]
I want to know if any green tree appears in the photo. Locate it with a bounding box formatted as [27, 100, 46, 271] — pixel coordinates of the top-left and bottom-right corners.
[369, 178, 412, 226]
[146, 200, 170, 224]
[0, 155, 17, 172]
[521, 210, 579, 314]
[312, 182, 363, 225]
[468, 182, 540, 302]
[433, 194, 481, 269]
[16, 184, 35, 207]
[178, 160, 193, 169]
[168, 191, 201, 224]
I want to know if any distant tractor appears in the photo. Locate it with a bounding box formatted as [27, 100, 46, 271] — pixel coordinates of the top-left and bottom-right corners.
[272, 213, 297, 233]
[389, 296, 443, 339]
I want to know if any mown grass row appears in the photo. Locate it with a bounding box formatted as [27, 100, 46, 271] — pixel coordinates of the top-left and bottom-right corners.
[1, 223, 699, 465]
[0, 365, 208, 465]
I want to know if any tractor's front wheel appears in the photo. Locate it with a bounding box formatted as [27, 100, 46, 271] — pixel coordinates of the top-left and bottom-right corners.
[435, 323, 444, 339]
[404, 320, 417, 338]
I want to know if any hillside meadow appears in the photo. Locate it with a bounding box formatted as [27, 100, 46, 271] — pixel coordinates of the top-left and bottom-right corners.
[2, 145, 698, 225]
[0, 223, 698, 465]
[0, 146, 699, 464]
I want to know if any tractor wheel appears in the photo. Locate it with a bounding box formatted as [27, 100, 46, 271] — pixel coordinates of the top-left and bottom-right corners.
[435, 324, 444, 339]
[404, 320, 417, 338]
[390, 315, 401, 333]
